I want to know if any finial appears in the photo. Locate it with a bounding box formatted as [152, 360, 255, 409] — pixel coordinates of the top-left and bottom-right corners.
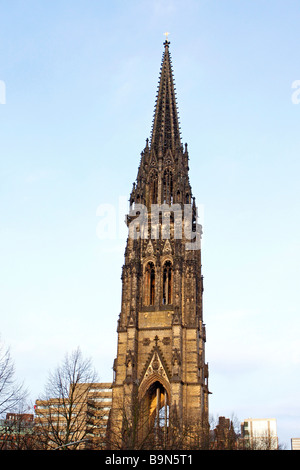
[164, 32, 170, 44]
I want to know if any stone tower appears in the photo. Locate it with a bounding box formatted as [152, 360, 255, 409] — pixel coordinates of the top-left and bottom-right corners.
[108, 39, 209, 448]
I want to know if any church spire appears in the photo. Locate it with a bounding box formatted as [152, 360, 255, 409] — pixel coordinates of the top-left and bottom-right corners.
[109, 38, 209, 449]
[131, 37, 191, 210]
[150, 37, 181, 153]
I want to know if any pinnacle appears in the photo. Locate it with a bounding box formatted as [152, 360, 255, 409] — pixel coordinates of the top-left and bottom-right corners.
[150, 41, 181, 153]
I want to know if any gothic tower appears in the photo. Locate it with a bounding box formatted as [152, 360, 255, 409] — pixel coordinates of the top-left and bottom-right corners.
[108, 38, 209, 448]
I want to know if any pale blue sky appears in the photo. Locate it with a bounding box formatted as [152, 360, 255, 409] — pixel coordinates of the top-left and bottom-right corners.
[1, 0, 300, 448]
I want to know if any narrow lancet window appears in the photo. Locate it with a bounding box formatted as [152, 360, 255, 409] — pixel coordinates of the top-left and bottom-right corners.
[162, 261, 172, 305]
[145, 262, 155, 306]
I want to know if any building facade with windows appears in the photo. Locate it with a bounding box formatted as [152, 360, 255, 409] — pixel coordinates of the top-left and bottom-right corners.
[240, 418, 278, 450]
[0, 413, 34, 449]
[34, 382, 112, 449]
[291, 438, 300, 450]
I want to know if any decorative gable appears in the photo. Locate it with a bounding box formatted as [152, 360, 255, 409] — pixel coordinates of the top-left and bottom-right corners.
[162, 239, 172, 255]
[139, 342, 170, 390]
[164, 148, 174, 166]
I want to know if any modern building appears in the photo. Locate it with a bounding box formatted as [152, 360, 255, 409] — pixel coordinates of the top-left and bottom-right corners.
[240, 418, 278, 450]
[35, 382, 112, 449]
[108, 37, 209, 449]
[85, 383, 112, 447]
[291, 438, 300, 450]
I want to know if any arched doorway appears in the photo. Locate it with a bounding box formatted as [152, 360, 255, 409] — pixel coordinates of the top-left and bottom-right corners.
[140, 379, 169, 442]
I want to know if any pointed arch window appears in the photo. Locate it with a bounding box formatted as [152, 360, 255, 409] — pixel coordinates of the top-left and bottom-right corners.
[139, 381, 169, 441]
[145, 262, 155, 306]
[149, 382, 169, 430]
[162, 261, 173, 305]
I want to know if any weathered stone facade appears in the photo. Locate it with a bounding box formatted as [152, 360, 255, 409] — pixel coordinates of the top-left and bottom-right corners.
[108, 39, 209, 448]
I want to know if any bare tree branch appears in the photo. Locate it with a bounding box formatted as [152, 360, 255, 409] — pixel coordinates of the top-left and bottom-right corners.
[35, 347, 99, 450]
[0, 337, 28, 418]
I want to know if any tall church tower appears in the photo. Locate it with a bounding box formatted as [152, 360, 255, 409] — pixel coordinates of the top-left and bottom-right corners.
[108, 38, 209, 448]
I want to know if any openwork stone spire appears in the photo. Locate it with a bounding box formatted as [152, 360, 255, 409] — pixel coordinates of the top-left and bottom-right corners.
[150, 39, 181, 153]
[130, 40, 191, 211]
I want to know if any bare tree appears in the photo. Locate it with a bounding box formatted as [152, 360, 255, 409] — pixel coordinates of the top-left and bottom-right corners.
[107, 391, 211, 451]
[0, 408, 34, 450]
[106, 391, 157, 450]
[34, 348, 99, 450]
[0, 337, 31, 449]
[0, 337, 28, 418]
[238, 429, 279, 450]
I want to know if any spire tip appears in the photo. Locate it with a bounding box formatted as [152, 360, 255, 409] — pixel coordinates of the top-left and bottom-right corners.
[163, 32, 170, 45]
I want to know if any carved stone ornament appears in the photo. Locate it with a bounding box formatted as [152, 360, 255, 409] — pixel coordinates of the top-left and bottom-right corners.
[172, 348, 181, 378]
[145, 240, 154, 255]
[163, 239, 172, 255]
[126, 350, 135, 378]
[142, 350, 168, 384]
